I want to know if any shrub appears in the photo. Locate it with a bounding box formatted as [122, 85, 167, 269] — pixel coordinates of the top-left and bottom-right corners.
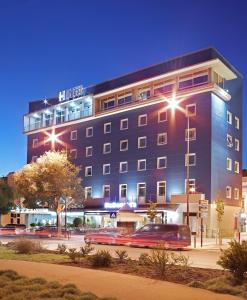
[170, 252, 191, 269]
[73, 217, 83, 227]
[217, 240, 247, 282]
[149, 246, 171, 278]
[57, 243, 67, 254]
[138, 253, 151, 266]
[91, 250, 112, 267]
[68, 248, 80, 263]
[13, 239, 43, 254]
[30, 223, 36, 227]
[115, 249, 128, 263]
[187, 280, 205, 288]
[80, 243, 94, 257]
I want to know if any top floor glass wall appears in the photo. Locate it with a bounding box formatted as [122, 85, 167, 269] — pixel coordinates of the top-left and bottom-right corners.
[24, 96, 93, 132]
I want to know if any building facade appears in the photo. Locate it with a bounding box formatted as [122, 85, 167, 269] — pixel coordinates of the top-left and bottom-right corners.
[24, 48, 243, 235]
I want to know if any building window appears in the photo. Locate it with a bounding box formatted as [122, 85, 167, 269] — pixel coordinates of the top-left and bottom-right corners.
[158, 111, 167, 122]
[103, 164, 110, 175]
[227, 157, 232, 171]
[138, 136, 147, 149]
[120, 140, 128, 151]
[227, 134, 233, 148]
[32, 156, 38, 162]
[157, 133, 167, 145]
[102, 98, 115, 110]
[86, 146, 93, 157]
[104, 122, 111, 134]
[118, 93, 132, 106]
[137, 159, 146, 171]
[120, 118, 128, 130]
[234, 188, 239, 200]
[70, 130, 77, 141]
[227, 111, 232, 124]
[139, 88, 151, 100]
[185, 179, 196, 193]
[235, 139, 240, 151]
[85, 166, 92, 177]
[32, 139, 38, 148]
[103, 185, 110, 198]
[234, 161, 239, 173]
[157, 181, 166, 197]
[157, 157, 167, 169]
[103, 143, 111, 154]
[185, 153, 196, 166]
[70, 149, 77, 159]
[119, 161, 128, 173]
[85, 187, 92, 199]
[137, 183, 146, 198]
[86, 127, 93, 137]
[119, 184, 127, 199]
[154, 81, 174, 95]
[185, 128, 196, 141]
[138, 114, 147, 127]
[226, 186, 232, 198]
[235, 116, 240, 130]
[178, 72, 208, 90]
[186, 104, 196, 117]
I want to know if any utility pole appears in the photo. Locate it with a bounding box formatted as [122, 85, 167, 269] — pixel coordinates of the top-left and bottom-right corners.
[186, 116, 190, 226]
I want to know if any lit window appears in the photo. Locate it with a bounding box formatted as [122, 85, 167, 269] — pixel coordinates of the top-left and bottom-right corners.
[137, 183, 146, 198]
[158, 111, 167, 122]
[185, 128, 196, 141]
[85, 187, 92, 199]
[103, 143, 111, 154]
[138, 136, 147, 149]
[119, 161, 128, 173]
[103, 185, 110, 198]
[120, 118, 128, 130]
[86, 127, 93, 137]
[227, 134, 233, 148]
[227, 111, 232, 124]
[70, 130, 77, 141]
[185, 153, 196, 166]
[235, 139, 240, 151]
[103, 164, 110, 175]
[185, 179, 196, 193]
[186, 104, 196, 117]
[139, 88, 151, 100]
[226, 186, 231, 198]
[138, 114, 147, 126]
[157, 181, 166, 197]
[85, 166, 92, 177]
[157, 157, 167, 169]
[235, 116, 240, 130]
[234, 161, 239, 173]
[227, 157, 232, 171]
[119, 184, 127, 199]
[234, 188, 239, 200]
[154, 82, 174, 95]
[70, 149, 77, 159]
[102, 98, 115, 110]
[137, 159, 146, 171]
[118, 93, 132, 106]
[120, 140, 128, 151]
[86, 146, 93, 157]
[32, 139, 38, 148]
[104, 122, 111, 134]
[157, 133, 167, 145]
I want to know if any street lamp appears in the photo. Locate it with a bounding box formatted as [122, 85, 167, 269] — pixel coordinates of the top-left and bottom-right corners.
[167, 96, 191, 226]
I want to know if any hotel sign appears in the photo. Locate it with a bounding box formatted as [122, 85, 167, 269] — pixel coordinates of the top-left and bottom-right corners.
[59, 85, 84, 102]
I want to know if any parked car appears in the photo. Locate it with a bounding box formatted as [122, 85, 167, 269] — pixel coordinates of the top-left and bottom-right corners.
[84, 224, 191, 249]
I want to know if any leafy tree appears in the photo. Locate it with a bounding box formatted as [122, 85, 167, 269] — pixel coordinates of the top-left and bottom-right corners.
[147, 202, 158, 223]
[0, 180, 14, 225]
[13, 151, 84, 234]
[215, 196, 224, 245]
[73, 217, 83, 227]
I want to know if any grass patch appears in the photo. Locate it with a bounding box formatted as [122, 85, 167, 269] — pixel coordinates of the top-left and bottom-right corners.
[0, 245, 69, 264]
[0, 269, 116, 300]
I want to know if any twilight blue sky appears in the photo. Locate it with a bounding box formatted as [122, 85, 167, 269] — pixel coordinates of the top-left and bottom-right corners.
[0, 0, 246, 176]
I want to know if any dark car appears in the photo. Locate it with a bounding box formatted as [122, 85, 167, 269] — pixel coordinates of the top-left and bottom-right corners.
[84, 224, 191, 249]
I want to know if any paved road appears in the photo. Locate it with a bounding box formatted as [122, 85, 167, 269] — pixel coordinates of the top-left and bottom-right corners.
[0, 235, 222, 269]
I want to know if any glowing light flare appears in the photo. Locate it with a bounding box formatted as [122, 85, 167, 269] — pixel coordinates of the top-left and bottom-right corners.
[44, 128, 67, 151]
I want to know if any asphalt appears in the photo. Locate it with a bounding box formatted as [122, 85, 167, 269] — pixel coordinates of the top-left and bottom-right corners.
[0, 260, 241, 300]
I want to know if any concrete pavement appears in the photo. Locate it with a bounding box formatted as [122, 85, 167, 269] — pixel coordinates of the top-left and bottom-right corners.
[0, 260, 241, 300]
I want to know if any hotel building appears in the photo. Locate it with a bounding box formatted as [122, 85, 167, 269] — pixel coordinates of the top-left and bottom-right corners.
[23, 48, 243, 235]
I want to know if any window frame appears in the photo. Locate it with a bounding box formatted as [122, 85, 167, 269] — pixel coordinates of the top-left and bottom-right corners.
[119, 161, 128, 173]
[103, 163, 111, 175]
[119, 184, 127, 199]
[227, 157, 232, 171]
[138, 114, 147, 127]
[85, 186, 92, 199]
[103, 142, 111, 154]
[86, 127, 93, 137]
[226, 186, 232, 199]
[104, 122, 111, 134]
[185, 153, 196, 166]
[138, 136, 147, 149]
[186, 104, 196, 117]
[120, 139, 128, 151]
[227, 134, 233, 148]
[185, 128, 196, 141]
[85, 166, 92, 177]
[234, 188, 239, 200]
[157, 156, 167, 169]
[227, 111, 232, 124]
[120, 118, 128, 130]
[235, 116, 240, 130]
[70, 149, 77, 159]
[70, 130, 77, 141]
[235, 138, 240, 151]
[103, 185, 110, 198]
[157, 181, 166, 197]
[137, 182, 146, 198]
[32, 139, 38, 148]
[137, 159, 146, 171]
[234, 161, 239, 173]
[157, 132, 167, 145]
[86, 146, 93, 157]
[158, 110, 167, 123]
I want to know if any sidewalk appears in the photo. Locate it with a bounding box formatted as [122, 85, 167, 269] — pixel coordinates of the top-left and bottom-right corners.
[189, 237, 232, 250]
[0, 259, 241, 300]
